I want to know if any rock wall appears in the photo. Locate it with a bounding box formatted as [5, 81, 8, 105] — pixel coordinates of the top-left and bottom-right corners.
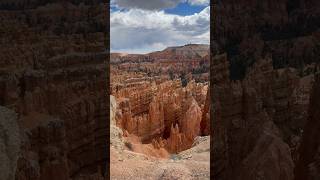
[110, 95, 124, 151]
[214, 0, 320, 79]
[0, 1, 108, 179]
[112, 63, 208, 155]
[200, 86, 210, 135]
[111, 46, 210, 83]
[212, 1, 320, 178]
[212, 53, 314, 180]
[294, 74, 320, 180]
[0, 106, 21, 180]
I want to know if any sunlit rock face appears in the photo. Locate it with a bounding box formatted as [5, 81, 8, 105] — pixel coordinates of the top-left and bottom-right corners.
[200, 79, 210, 136]
[113, 79, 207, 155]
[110, 44, 210, 157]
[109, 45, 211, 179]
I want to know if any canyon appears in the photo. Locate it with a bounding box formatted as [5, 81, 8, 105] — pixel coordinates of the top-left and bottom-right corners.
[110, 44, 210, 179]
[0, 1, 108, 179]
[0, 0, 319, 179]
[212, 53, 316, 180]
[212, 0, 320, 179]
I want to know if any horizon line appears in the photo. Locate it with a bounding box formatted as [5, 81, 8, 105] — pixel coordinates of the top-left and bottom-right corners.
[111, 43, 210, 55]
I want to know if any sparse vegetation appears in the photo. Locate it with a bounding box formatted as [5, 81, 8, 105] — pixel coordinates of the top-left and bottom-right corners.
[125, 141, 133, 150]
[170, 154, 181, 161]
[180, 72, 188, 87]
[169, 69, 175, 80]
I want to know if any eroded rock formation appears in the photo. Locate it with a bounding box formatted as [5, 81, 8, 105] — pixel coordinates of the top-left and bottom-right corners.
[200, 88, 210, 135]
[212, 53, 315, 180]
[114, 79, 207, 154]
[0, 106, 21, 180]
[111, 45, 210, 158]
[214, 0, 320, 79]
[212, 0, 320, 178]
[294, 74, 320, 180]
[0, 1, 108, 179]
[111, 44, 210, 83]
[110, 93, 210, 179]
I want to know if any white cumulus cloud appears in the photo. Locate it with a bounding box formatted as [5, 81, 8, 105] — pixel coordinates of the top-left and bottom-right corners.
[111, 0, 183, 10]
[110, 6, 210, 53]
[188, 0, 209, 6]
[111, 0, 209, 10]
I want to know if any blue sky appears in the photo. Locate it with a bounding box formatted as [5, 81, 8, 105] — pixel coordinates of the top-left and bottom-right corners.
[110, 0, 210, 54]
[164, 2, 207, 16]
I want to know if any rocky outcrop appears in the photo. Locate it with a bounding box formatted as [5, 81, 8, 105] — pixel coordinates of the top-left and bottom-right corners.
[148, 95, 165, 137]
[294, 74, 320, 180]
[211, 53, 316, 179]
[0, 1, 107, 179]
[164, 96, 202, 153]
[149, 44, 209, 60]
[110, 44, 209, 83]
[110, 96, 124, 151]
[200, 88, 210, 135]
[111, 47, 209, 156]
[16, 115, 68, 180]
[179, 97, 202, 145]
[214, 0, 320, 79]
[212, 1, 320, 178]
[113, 79, 206, 155]
[0, 106, 21, 180]
[234, 121, 294, 180]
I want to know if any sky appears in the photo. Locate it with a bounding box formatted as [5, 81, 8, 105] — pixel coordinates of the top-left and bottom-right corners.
[110, 0, 210, 54]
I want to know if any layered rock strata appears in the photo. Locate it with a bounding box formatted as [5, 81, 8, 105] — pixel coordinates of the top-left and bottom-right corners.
[0, 106, 21, 180]
[0, 1, 108, 179]
[212, 53, 315, 180]
[114, 79, 206, 154]
[110, 96, 210, 179]
[110, 45, 210, 83]
[111, 45, 210, 157]
[214, 0, 320, 79]
[294, 74, 320, 180]
[212, 1, 320, 178]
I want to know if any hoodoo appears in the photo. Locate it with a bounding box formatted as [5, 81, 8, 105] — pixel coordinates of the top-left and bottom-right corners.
[111, 45, 210, 156]
[110, 45, 210, 179]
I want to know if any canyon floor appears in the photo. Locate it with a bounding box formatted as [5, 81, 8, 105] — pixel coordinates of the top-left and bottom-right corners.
[110, 136, 210, 180]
